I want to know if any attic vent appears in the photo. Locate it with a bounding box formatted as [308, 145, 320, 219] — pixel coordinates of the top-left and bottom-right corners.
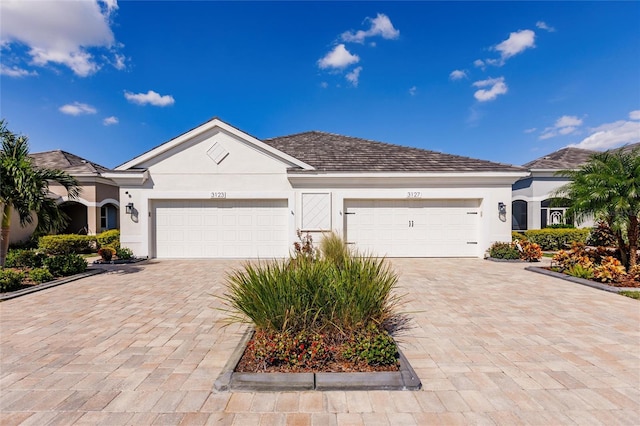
[207, 142, 229, 165]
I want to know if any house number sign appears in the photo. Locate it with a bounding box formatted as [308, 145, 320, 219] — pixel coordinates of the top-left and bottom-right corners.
[210, 192, 227, 198]
[407, 191, 422, 198]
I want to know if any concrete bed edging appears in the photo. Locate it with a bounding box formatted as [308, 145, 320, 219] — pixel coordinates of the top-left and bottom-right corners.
[214, 328, 422, 392]
[525, 266, 640, 294]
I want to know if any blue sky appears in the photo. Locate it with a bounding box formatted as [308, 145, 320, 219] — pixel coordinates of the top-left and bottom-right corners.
[1, 1, 639, 169]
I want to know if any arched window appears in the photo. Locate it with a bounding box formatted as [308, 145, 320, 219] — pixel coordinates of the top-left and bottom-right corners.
[541, 198, 571, 228]
[512, 200, 528, 230]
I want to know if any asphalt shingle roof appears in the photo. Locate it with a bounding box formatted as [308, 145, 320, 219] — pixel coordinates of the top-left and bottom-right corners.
[264, 131, 525, 173]
[29, 150, 111, 176]
[522, 147, 597, 170]
[523, 142, 640, 170]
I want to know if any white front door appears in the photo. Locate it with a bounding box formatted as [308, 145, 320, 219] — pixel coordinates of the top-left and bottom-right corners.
[344, 199, 481, 257]
[153, 199, 289, 258]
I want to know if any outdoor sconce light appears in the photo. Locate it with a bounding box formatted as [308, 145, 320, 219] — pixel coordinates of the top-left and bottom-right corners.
[125, 202, 134, 214]
[498, 202, 507, 215]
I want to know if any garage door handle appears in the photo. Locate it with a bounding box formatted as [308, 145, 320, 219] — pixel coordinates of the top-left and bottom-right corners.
[346, 242, 356, 245]
[467, 212, 478, 214]
[344, 212, 356, 215]
[467, 242, 478, 244]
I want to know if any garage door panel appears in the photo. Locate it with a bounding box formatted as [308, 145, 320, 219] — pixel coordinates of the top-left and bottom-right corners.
[345, 199, 480, 258]
[154, 199, 288, 258]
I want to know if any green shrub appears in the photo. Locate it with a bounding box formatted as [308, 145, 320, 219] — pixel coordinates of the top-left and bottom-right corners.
[512, 231, 527, 241]
[522, 228, 590, 251]
[0, 270, 25, 292]
[115, 246, 133, 260]
[4, 249, 46, 268]
[488, 242, 520, 260]
[29, 268, 54, 284]
[545, 223, 575, 229]
[43, 254, 87, 277]
[96, 229, 120, 249]
[343, 325, 399, 366]
[38, 234, 96, 255]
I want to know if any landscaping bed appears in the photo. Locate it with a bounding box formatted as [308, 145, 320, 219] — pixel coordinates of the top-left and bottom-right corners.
[216, 231, 421, 390]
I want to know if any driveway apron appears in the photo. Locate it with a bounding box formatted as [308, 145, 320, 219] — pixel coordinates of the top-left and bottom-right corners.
[1, 258, 638, 425]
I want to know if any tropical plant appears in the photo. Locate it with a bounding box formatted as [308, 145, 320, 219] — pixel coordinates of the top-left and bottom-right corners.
[593, 256, 627, 283]
[319, 231, 350, 267]
[0, 120, 80, 266]
[555, 147, 640, 270]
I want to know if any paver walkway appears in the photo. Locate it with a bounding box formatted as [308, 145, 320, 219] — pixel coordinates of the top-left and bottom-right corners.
[1, 259, 639, 425]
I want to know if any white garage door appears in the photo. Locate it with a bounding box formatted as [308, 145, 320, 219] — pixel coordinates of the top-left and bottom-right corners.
[154, 199, 289, 258]
[344, 199, 480, 257]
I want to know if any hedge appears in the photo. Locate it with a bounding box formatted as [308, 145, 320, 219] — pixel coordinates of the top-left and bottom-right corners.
[520, 228, 590, 251]
[96, 230, 120, 249]
[38, 234, 96, 255]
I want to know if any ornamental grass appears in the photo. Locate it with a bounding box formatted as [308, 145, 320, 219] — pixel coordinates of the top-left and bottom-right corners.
[222, 233, 407, 371]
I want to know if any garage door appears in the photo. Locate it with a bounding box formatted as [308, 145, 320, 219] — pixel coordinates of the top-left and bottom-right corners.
[344, 199, 480, 257]
[154, 199, 289, 258]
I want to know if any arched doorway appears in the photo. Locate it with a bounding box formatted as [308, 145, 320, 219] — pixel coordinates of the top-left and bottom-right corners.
[59, 201, 88, 234]
[100, 203, 119, 231]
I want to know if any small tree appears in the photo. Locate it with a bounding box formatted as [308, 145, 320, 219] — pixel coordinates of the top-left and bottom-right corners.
[0, 120, 80, 266]
[555, 147, 640, 270]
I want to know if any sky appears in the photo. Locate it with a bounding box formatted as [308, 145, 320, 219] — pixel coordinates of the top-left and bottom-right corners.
[1, 1, 639, 169]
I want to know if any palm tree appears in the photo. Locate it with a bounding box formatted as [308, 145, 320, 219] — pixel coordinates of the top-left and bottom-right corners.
[555, 147, 640, 270]
[0, 120, 80, 266]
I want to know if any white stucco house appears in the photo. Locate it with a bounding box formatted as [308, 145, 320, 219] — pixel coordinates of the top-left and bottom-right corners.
[512, 143, 639, 231]
[511, 147, 595, 231]
[104, 118, 528, 259]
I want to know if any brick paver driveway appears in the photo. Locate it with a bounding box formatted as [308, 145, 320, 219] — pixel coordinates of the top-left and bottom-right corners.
[1, 259, 639, 425]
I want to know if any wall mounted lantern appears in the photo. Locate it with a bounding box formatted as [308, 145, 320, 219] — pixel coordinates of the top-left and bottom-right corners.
[125, 202, 134, 214]
[498, 202, 506, 214]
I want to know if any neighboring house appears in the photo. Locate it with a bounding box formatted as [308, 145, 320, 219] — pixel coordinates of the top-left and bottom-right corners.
[104, 118, 527, 259]
[511, 142, 640, 231]
[9, 150, 119, 244]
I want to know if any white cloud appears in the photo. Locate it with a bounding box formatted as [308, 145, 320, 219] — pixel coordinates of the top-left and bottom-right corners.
[629, 110, 640, 120]
[449, 70, 467, 81]
[103, 116, 118, 126]
[341, 13, 399, 44]
[539, 115, 584, 140]
[345, 66, 362, 87]
[472, 77, 508, 102]
[59, 102, 97, 116]
[536, 21, 555, 32]
[317, 44, 360, 70]
[494, 29, 536, 60]
[473, 59, 485, 69]
[570, 120, 640, 150]
[409, 86, 417, 96]
[0, 0, 124, 77]
[320, 81, 328, 89]
[524, 128, 537, 133]
[0, 64, 37, 77]
[124, 90, 175, 107]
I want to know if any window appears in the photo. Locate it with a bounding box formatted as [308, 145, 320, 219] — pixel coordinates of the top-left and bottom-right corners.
[511, 200, 528, 230]
[541, 199, 569, 228]
[100, 204, 118, 231]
